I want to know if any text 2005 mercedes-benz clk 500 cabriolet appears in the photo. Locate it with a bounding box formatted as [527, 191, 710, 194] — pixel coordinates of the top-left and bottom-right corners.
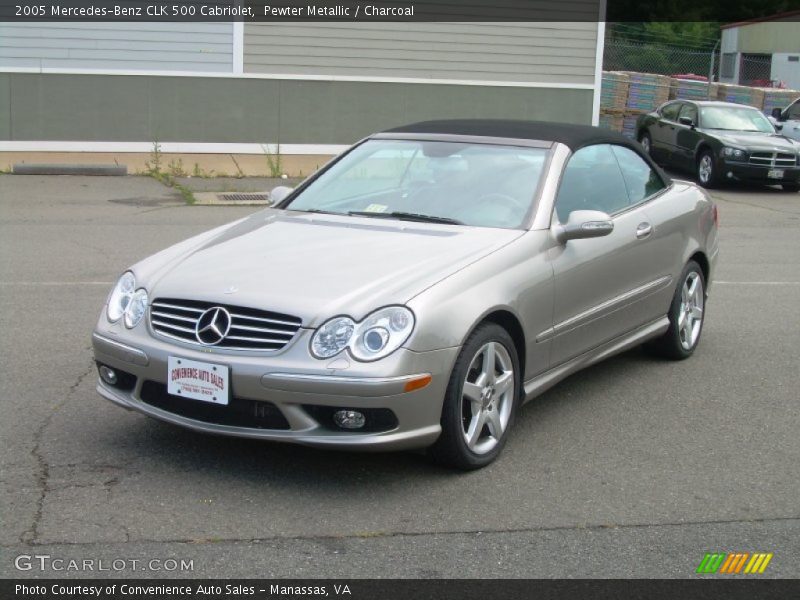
[92, 120, 718, 469]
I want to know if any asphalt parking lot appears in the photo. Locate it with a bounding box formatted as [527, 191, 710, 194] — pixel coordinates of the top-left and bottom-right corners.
[1, 174, 798, 579]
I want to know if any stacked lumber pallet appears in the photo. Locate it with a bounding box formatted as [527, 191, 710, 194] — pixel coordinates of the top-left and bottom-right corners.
[600, 71, 630, 111]
[670, 78, 719, 101]
[715, 83, 765, 108]
[761, 89, 799, 116]
[623, 72, 671, 111]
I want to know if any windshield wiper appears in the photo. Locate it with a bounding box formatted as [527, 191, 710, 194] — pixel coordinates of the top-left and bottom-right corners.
[297, 208, 340, 215]
[347, 211, 463, 225]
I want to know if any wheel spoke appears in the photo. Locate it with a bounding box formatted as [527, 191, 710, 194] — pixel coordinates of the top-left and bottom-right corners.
[683, 316, 693, 341]
[462, 381, 483, 409]
[466, 411, 486, 447]
[678, 310, 687, 329]
[686, 275, 698, 299]
[691, 305, 703, 319]
[494, 371, 513, 397]
[482, 343, 496, 384]
[486, 409, 503, 439]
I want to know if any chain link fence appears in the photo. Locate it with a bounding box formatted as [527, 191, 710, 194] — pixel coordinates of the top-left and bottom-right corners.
[604, 39, 718, 80]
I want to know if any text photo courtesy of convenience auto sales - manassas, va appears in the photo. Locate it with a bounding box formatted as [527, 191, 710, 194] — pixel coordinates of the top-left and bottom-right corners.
[1, 0, 799, 598]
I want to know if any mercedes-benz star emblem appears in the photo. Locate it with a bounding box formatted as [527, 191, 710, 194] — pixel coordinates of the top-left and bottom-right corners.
[195, 307, 232, 345]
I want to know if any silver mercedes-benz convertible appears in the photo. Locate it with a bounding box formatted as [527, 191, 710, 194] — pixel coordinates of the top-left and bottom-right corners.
[92, 120, 719, 469]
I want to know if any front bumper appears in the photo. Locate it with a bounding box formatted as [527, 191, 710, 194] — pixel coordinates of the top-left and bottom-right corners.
[719, 159, 800, 184]
[92, 321, 458, 451]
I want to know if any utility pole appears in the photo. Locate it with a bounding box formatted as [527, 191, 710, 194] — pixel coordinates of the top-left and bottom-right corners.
[708, 39, 720, 99]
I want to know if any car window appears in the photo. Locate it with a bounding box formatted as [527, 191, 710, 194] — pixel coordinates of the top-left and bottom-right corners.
[610, 145, 666, 204]
[679, 104, 698, 125]
[555, 144, 631, 223]
[660, 102, 681, 121]
[786, 100, 800, 120]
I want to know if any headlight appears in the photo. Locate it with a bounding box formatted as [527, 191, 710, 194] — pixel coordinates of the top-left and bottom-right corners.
[107, 271, 136, 322]
[124, 289, 148, 329]
[310, 316, 356, 358]
[721, 147, 746, 159]
[310, 306, 415, 362]
[106, 271, 148, 328]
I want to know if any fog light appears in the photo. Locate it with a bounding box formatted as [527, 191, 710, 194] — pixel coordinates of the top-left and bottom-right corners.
[333, 410, 366, 430]
[99, 365, 118, 385]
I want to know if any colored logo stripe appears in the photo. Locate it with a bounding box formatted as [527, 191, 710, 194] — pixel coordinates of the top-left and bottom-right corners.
[719, 553, 749, 574]
[697, 552, 773, 574]
[744, 553, 773, 574]
[696, 553, 726, 574]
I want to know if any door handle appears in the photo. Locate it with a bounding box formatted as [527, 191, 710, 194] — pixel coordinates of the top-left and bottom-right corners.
[636, 222, 653, 239]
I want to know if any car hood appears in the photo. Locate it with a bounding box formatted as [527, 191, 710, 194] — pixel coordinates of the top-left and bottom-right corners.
[705, 129, 799, 152]
[137, 209, 523, 326]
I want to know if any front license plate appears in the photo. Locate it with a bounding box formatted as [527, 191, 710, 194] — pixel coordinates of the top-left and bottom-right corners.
[167, 356, 230, 405]
[767, 169, 784, 179]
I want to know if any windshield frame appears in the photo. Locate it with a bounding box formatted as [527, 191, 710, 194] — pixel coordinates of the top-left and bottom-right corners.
[277, 134, 555, 231]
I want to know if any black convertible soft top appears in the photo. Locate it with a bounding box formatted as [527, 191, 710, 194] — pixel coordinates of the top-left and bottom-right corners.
[383, 119, 671, 183]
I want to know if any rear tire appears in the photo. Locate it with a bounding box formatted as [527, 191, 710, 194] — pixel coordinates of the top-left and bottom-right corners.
[429, 323, 521, 470]
[782, 182, 800, 193]
[696, 150, 719, 188]
[646, 261, 706, 360]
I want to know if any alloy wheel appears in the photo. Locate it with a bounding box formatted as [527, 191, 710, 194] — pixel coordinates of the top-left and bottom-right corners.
[679, 271, 704, 350]
[698, 155, 713, 184]
[461, 342, 515, 455]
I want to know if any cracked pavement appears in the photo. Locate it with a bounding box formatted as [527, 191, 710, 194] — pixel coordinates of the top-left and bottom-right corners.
[1, 174, 798, 578]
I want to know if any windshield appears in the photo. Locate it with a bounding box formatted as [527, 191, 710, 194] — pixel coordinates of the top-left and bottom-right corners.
[283, 139, 548, 229]
[700, 106, 775, 133]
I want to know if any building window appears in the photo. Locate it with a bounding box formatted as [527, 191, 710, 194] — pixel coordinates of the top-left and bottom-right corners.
[721, 53, 736, 79]
[788, 56, 799, 62]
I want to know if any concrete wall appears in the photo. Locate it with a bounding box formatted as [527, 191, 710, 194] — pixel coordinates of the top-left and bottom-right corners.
[771, 53, 800, 90]
[722, 21, 800, 54]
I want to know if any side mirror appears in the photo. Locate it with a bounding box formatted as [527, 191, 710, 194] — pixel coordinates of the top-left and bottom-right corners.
[270, 186, 294, 204]
[775, 122, 784, 131]
[678, 116, 695, 128]
[771, 107, 785, 121]
[554, 210, 614, 243]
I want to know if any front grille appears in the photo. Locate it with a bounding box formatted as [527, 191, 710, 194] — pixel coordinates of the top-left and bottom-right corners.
[140, 380, 291, 430]
[149, 298, 302, 351]
[748, 152, 797, 167]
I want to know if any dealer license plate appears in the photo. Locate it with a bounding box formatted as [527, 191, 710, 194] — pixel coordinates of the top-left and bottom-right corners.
[767, 169, 784, 179]
[167, 356, 230, 405]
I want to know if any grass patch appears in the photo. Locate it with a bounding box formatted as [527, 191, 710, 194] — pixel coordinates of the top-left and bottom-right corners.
[145, 141, 196, 205]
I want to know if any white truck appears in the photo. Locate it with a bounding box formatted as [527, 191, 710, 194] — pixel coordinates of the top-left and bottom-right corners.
[770, 97, 800, 142]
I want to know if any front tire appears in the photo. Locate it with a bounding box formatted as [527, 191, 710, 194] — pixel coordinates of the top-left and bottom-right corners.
[782, 182, 799, 193]
[696, 150, 719, 188]
[638, 131, 652, 156]
[646, 261, 706, 360]
[429, 323, 521, 470]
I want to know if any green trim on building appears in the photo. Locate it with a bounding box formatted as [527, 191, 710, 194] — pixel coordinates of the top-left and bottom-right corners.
[2, 73, 593, 144]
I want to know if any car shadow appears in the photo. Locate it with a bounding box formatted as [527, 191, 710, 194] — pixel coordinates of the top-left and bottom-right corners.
[106, 346, 662, 486]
